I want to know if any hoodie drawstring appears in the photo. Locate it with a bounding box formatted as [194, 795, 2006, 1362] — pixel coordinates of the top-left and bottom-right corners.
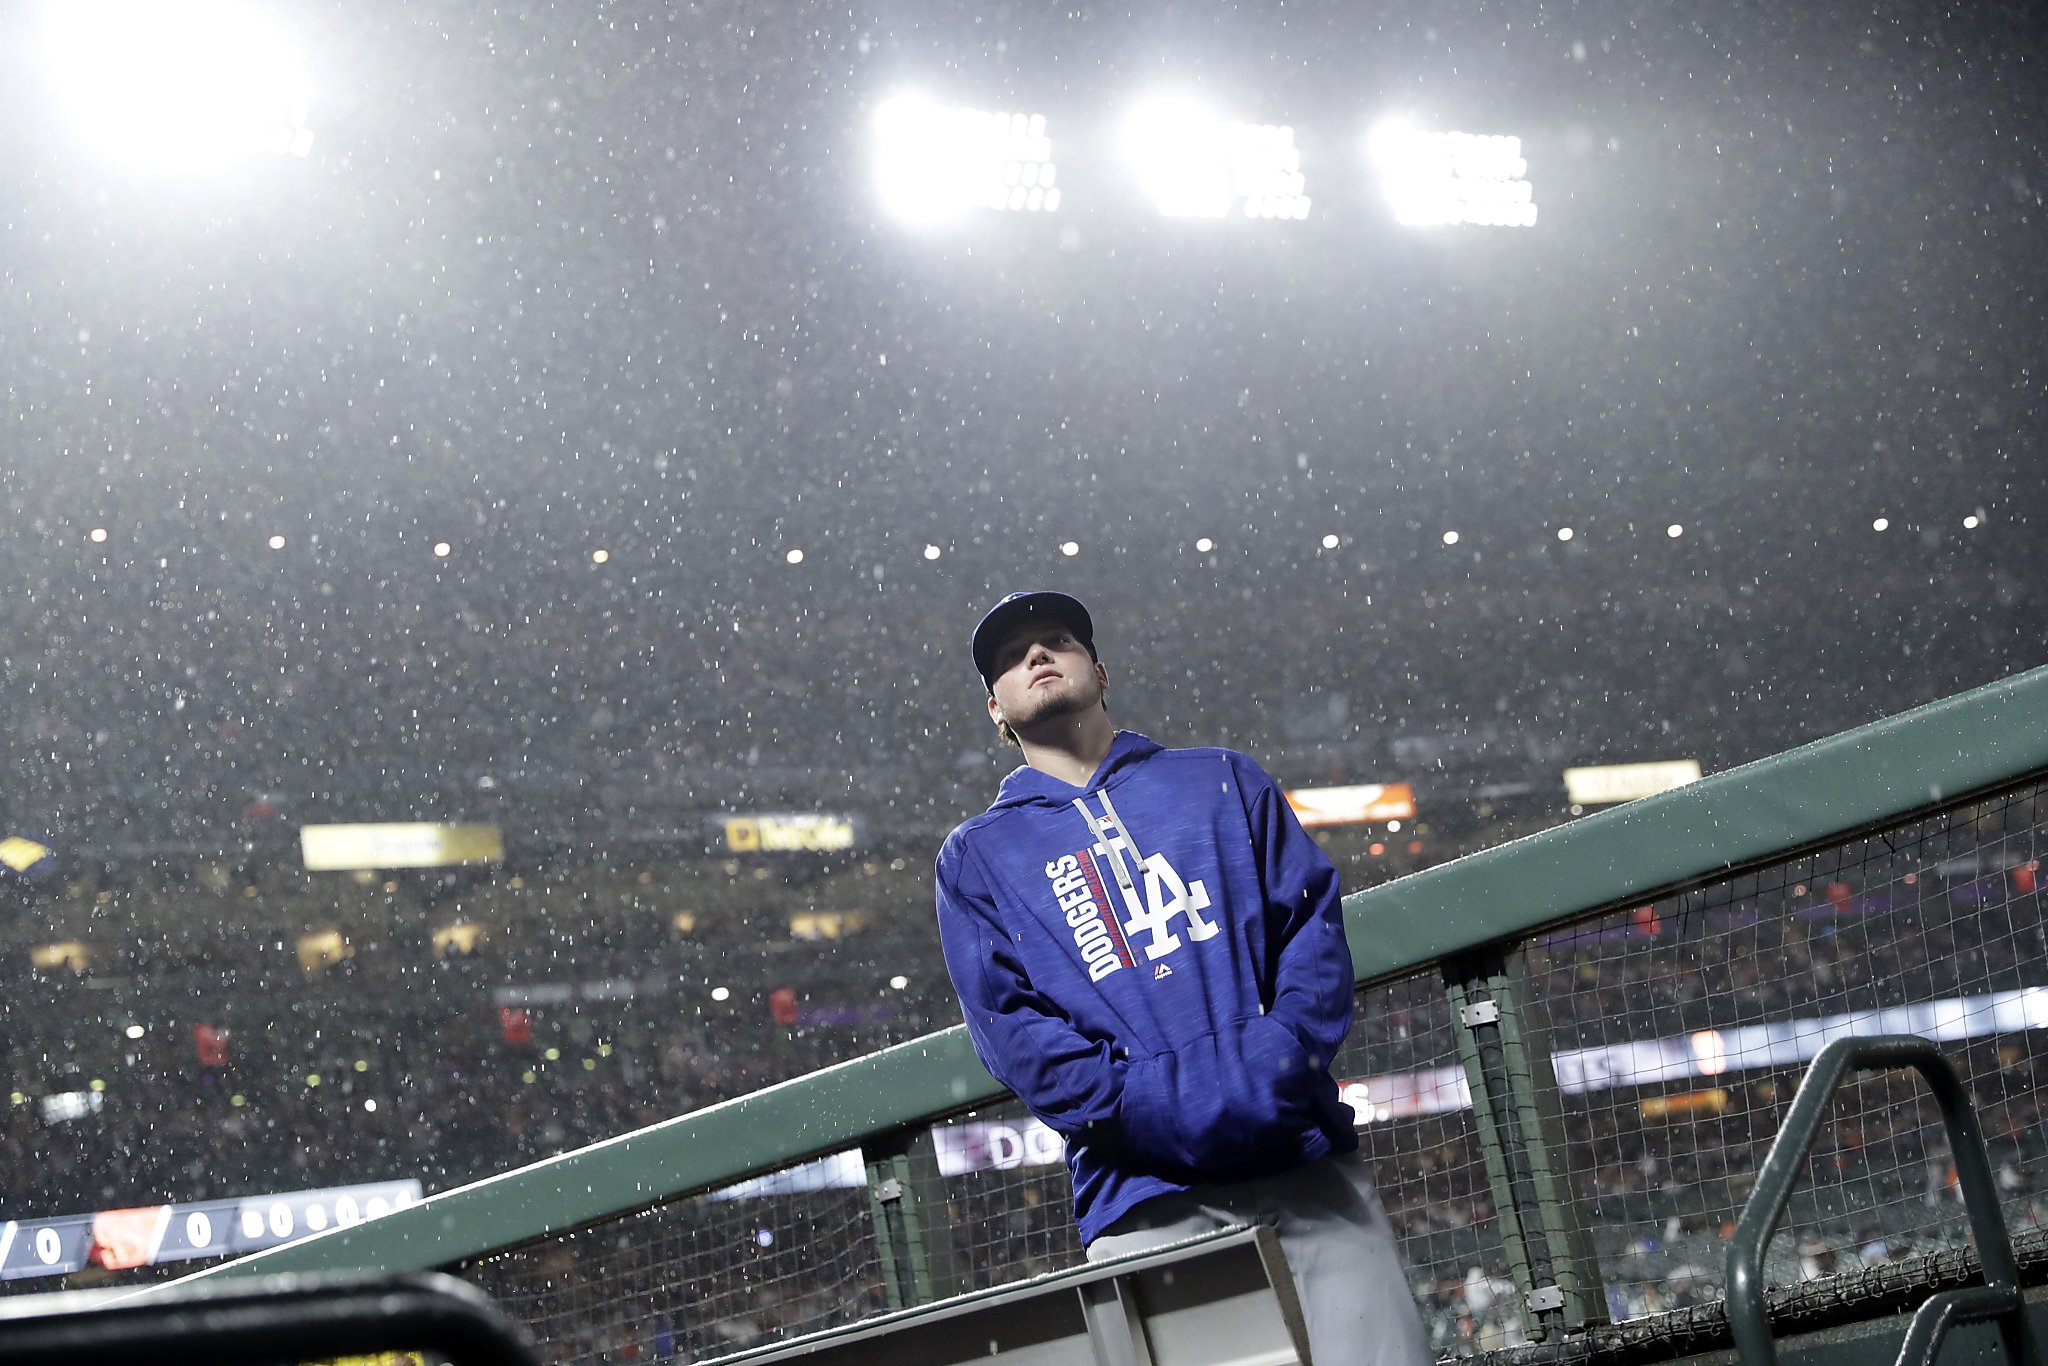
[1071, 791, 1143, 906]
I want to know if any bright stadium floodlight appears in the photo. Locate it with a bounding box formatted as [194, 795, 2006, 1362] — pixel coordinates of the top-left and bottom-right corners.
[44, 0, 315, 173]
[1124, 96, 1231, 217]
[1367, 118, 1536, 228]
[1122, 96, 1311, 220]
[873, 91, 1060, 227]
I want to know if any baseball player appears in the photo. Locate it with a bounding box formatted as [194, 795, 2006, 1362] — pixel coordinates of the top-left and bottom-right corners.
[935, 591, 1432, 1366]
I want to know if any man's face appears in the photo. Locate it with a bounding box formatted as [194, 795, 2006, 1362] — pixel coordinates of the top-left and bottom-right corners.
[986, 621, 1104, 736]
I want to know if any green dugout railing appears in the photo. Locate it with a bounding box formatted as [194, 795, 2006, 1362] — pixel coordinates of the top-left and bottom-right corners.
[161, 665, 2048, 1341]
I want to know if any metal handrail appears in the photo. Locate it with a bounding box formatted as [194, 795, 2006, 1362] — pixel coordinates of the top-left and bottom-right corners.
[0, 1271, 541, 1366]
[1894, 1284, 2028, 1366]
[1726, 1034, 2038, 1366]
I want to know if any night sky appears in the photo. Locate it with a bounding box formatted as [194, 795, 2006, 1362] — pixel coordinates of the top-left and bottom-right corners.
[2, 0, 2043, 840]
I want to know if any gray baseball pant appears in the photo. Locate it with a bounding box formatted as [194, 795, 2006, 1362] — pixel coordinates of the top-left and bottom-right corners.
[1084, 1148, 1434, 1366]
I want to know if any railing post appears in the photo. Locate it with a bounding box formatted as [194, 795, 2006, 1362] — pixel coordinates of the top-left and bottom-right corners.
[862, 1123, 961, 1310]
[1442, 947, 1608, 1340]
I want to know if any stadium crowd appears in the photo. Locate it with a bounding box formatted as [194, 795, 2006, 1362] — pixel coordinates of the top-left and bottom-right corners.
[1, 458, 2042, 1358]
[0, 769, 2043, 1363]
[1, 539, 2035, 845]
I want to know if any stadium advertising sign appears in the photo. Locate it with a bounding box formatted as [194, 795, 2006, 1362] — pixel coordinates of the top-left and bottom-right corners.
[705, 993, 2048, 1191]
[1339, 1067, 1473, 1124]
[1549, 988, 2048, 1093]
[0, 1179, 422, 1280]
[719, 813, 859, 854]
[300, 823, 504, 871]
[1336, 988, 2048, 1125]
[1561, 760, 1702, 806]
[934, 1119, 1067, 1174]
[1283, 784, 1417, 827]
[711, 1150, 867, 1199]
[924, 1070, 1476, 1168]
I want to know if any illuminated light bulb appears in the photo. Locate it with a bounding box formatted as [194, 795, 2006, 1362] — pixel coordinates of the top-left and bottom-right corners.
[1368, 119, 1537, 228]
[46, 0, 317, 172]
[874, 93, 1060, 226]
[1124, 97, 1311, 219]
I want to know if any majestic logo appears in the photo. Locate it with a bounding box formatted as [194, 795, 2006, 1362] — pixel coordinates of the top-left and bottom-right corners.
[1043, 853, 1135, 982]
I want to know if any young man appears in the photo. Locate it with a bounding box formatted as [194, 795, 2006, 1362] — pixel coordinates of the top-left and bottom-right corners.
[935, 591, 1432, 1366]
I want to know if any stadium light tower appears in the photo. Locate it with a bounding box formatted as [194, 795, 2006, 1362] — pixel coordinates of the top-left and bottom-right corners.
[43, 0, 314, 173]
[1366, 118, 1536, 227]
[1121, 94, 1310, 220]
[872, 91, 1060, 228]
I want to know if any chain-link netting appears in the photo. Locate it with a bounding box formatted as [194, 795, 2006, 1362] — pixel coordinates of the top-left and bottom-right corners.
[1339, 971, 1512, 1357]
[1521, 780, 2047, 1329]
[456, 971, 1502, 1362]
[460, 1166, 883, 1364]
[453, 780, 2048, 1363]
[910, 967, 1501, 1359]
[925, 1096, 1086, 1291]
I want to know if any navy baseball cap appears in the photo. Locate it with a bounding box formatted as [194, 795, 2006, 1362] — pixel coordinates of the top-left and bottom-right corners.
[971, 591, 1096, 692]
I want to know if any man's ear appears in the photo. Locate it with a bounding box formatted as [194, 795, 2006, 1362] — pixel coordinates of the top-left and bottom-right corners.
[986, 692, 1005, 729]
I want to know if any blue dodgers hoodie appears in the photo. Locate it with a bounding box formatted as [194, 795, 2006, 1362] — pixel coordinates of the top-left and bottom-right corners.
[935, 730, 1358, 1244]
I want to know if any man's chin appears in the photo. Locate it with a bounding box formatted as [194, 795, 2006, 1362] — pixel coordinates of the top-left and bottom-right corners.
[1012, 693, 1093, 736]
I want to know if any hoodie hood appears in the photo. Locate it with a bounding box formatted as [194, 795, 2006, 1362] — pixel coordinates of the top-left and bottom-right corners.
[988, 730, 1164, 811]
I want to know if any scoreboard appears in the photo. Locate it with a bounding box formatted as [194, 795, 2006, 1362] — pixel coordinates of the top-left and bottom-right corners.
[0, 1178, 422, 1279]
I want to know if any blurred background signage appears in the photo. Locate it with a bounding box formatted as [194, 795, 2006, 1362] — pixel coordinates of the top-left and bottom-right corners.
[1284, 783, 1418, 826]
[300, 823, 505, 871]
[1562, 761, 1703, 806]
[0, 1179, 422, 1280]
[720, 813, 859, 853]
